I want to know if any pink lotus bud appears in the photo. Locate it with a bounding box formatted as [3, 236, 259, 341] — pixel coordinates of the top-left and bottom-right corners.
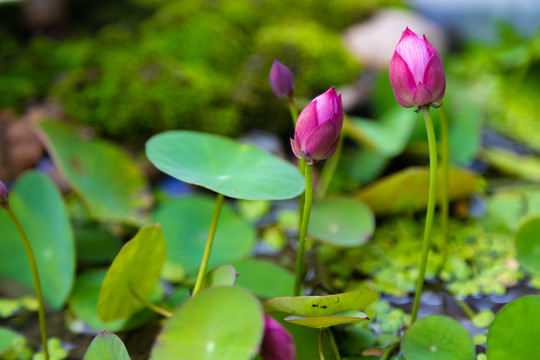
[0, 180, 8, 205]
[269, 59, 295, 99]
[290, 86, 343, 165]
[389, 27, 446, 108]
[259, 315, 296, 360]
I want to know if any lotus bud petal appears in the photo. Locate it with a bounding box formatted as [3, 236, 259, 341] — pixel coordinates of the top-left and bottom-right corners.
[269, 59, 295, 99]
[0, 180, 8, 205]
[389, 27, 446, 108]
[259, 315, 296, 360]
[290, 86, 343, 164]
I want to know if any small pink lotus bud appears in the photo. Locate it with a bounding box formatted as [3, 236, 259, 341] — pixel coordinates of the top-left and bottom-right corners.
[0, 180, 8, 205]
[389, 27, 446, 108]
[269, 59, 295, 99]
[290, 86, 343, 165]
[259, 315, 296, 360]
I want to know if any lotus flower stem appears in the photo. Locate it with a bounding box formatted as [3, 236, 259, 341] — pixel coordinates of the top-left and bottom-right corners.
[192, 193, 225, 296]
[411, 105, 438, 323]
[294, 164, 313, 296]
[2, 203, 49, 360]
[438, 104, 450, 273]
[317, 328, 342, 360]
[315, 134, 344, 201]
[289, 100, 307, 223]
[288, 100, 299, 126]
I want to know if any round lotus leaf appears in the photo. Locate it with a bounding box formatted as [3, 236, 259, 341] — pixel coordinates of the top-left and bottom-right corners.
[38, 121, 152, 225]
[146, 131, 304, 200]
[154, 194, 256, 273]
[0, 171, 75, 310]
[402, 315, 475, 360]
[233, 259, 294, 299]
[151, 286, 264, 360]
[83, 331, 130, 360]
[515, 217, 540, 276]
[98, 225, 166, 322]
[487, 295, 540, 360]
[309, 198, 375, 247]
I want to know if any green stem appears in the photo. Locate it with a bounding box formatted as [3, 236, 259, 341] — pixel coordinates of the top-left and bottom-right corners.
[381, 343, 398, 360]
[192, 193, 225, 296]
[318, 328, 326, 360]
[288, 99, 299, 126]
[315, 135, 344, 201]
[129, 285, 173, 318]
[2, 203, 49, 360]
[298, 158, 306, 226]
[294, 164, 313, 296]
[411, 106, 438, 324]
[438, 104, 450, 274]
[454, 296, 476, 320]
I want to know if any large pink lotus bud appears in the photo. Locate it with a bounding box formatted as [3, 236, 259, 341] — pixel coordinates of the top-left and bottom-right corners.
[290, 86, 343, 165]
[269, 59, 295, 99]
[259, 315, 296, 360]
[389, 27, 446, 108]
[0, 180, 8, 205]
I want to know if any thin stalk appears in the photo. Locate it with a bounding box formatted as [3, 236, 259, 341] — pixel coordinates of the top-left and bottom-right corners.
[192, 193, 225, 296]
[129, 285, 173, 318]
[438, 104, 450, 274]
[381, 343, 398, 360]
[327, 328, 342, 360]
[315, 135, 344, 201]
[318, 328, 326, 360]
[2, 203, 49, 360]
[411, 106, 438, 324]
[294, 164, 313, 296]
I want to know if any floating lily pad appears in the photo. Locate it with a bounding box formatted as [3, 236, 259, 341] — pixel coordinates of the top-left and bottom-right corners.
[487, 295, 540, 359]
[0, 171, 75, 310]
[75, 227, 122, 264]
[264, 290, 378, 317]
[309, 198, 374, 247]
[0, 327, 22, 353]
[233, 260, 295, 298]
[347, 107, 416, 157]
[284, 310, 369, 328]
[146, 131, 304, 200]
[154, 195, 256, 273]
[515, 217, 540, 276]
[402, 315, 475, 360]
[38, 121, 152, 225]
[98, 225, 166, 322]
[358, 167, 481, 215]
[200, 264, 238, 290]
[83, 331, 131, 360]
[70, 270, 158, 332]
[151, 286, 264, 360]
[484, 148, 540, 182]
